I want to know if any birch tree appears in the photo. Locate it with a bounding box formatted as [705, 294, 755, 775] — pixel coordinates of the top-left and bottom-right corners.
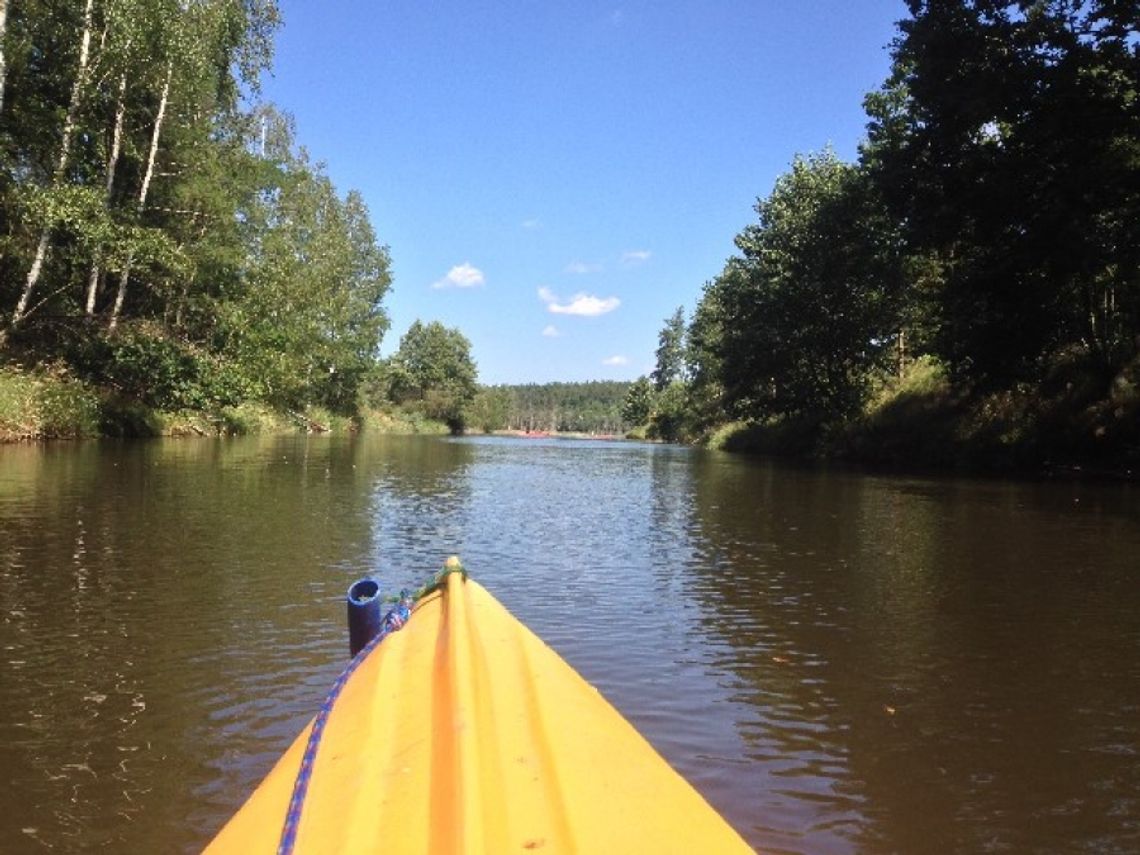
[10, 0, 96, 331]
[84, 68, 126, 315]
[108, 58, 169, 329]
[0, 0, 10, 117]
[107, 0, 279, 328]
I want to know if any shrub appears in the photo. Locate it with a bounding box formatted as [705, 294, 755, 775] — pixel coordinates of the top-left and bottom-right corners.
[0, 365, 101, 439]
[36, 374, 101, 437]
[76, 323, 252, 411]
[0, 367, 41, 440]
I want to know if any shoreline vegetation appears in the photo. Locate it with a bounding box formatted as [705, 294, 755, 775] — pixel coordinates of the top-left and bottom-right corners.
[4, 360, 1136, 482]
[694, 356, 1140, 480]
[3, 3, 1136, 482]
[0, 363, 451, 442]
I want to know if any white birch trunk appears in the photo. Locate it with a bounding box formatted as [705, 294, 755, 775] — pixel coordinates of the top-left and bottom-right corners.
[11, 0, 95, 329]
[86, 73, 129, 315]
[0, 0, 9, 117]
[110, 61, 171, 330]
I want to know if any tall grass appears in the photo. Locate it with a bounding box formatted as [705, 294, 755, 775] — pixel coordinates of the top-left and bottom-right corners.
[0, 365, 102, 440]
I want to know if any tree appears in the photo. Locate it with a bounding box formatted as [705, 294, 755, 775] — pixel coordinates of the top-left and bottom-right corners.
[687, 278, 731, 427]
[622, 375, 654, 426]
[388, 320, 478, 431]
[651, 306, 686, 391]
[0, 0, 10, 117]
[862, 0, 1140, 383]
[466, 386, 513, 433]
[219, 134, 391, 412]
[10, 0, 96, 333]
[1, 0, 281, 337]
[0, 0, 407, 422]
[702, 149, 903, 426]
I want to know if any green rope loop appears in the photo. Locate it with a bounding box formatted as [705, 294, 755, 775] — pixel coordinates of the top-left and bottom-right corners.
[380, 556, 468, 606]
[416, 556, 467, 600]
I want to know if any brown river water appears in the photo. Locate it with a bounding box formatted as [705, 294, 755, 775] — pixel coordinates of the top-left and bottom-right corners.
[1, 434, 1138, 853]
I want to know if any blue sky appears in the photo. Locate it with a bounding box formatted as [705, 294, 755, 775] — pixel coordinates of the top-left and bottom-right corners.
[261, 1, 907, 385]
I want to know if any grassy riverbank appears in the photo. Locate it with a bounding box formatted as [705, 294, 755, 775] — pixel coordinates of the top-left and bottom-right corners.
[0, 364, 449, 442]
[698, 355, 1140, 476]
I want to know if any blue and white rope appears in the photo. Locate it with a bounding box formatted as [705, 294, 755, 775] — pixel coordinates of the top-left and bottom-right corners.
[276, 560, 467, 854]
[277, 592, 413, 855]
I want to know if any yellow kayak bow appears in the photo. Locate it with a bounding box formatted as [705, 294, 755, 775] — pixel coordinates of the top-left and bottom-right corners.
[206, 561, 755, 854]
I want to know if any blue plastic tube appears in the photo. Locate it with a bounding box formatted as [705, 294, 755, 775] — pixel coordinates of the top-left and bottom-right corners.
[346, 578, 381, 657]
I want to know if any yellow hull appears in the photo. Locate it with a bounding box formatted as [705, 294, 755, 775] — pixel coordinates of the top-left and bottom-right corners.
[206, 571, 754, 853]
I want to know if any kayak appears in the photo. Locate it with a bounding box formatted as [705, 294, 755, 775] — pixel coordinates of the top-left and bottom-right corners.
[206, 559, 754, 854]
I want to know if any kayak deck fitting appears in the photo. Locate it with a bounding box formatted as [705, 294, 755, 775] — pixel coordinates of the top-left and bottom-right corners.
[206, 560, 754, 853]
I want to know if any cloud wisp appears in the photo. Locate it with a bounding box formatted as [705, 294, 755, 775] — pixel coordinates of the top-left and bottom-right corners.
[542, 325, 561, 338]
[602, 355, 629, 366]
[620, 249, 651, 266]
[537, 286, 620, 317]
[564, 260, 603, 275]
[432, 262, 486, 290]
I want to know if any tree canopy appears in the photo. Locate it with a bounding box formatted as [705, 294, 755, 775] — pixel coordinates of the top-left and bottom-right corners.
[0, 1, 392, 416]
[675, 0, 1138, 461]
[386, 320, 478, 431]
[863, 0, 1140, 384]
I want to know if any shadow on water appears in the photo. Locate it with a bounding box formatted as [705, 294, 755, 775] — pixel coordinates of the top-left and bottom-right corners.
[683, 452, 1140, 854]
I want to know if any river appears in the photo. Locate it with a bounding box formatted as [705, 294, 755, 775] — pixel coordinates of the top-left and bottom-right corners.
[1, 434, 1137, 853]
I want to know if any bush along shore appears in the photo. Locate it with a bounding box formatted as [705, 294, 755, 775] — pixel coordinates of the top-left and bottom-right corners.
[0, 363, 451, 442]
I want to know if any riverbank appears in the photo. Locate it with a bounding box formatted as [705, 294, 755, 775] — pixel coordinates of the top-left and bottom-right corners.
[0, 364, 449, 442]
[698, 356, 1140, 478]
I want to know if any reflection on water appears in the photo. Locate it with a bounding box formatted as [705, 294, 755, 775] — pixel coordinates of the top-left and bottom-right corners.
[1, 435, 1138, 852]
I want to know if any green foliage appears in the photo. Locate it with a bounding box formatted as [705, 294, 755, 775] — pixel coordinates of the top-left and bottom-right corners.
[621, 376, 654, 426]
[77, 322, 251, 411]
[0, 368, 37, 439]
[702, 420, 750, 452]
[466, 386, 513, 433]
[651, 307, 687, 391]
[358, 407, 450, 435]
[864, 356, 951, 420]
[1, 1, 393, 429]
[0, 364, 100, 439]
[862, 0, 1140, 383]
[217, 144, 391, 413]
[217, 402, 285, 435]
[36, 372, 102, 437]
[702, 149, 903, 429]
[387, 321, 477, 432]
[679, 4, 1138, 469]
[647, 381, 692, 442]
[490, 380, 631, 433]
[98, 396, 168, 438]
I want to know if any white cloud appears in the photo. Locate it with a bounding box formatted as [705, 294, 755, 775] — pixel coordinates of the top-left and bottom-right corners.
[564, 260, 603, 275]
[537, 286, 620, 317]
[602, 355, 629, 366]
[432, 262, 485, 289]
[542, 325, 561, 338]
[620, 249, 651, 266]
[521, 219, 542, 231]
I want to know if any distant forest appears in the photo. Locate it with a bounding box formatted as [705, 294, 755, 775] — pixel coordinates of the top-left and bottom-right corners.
[468, 382, 631, 435]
